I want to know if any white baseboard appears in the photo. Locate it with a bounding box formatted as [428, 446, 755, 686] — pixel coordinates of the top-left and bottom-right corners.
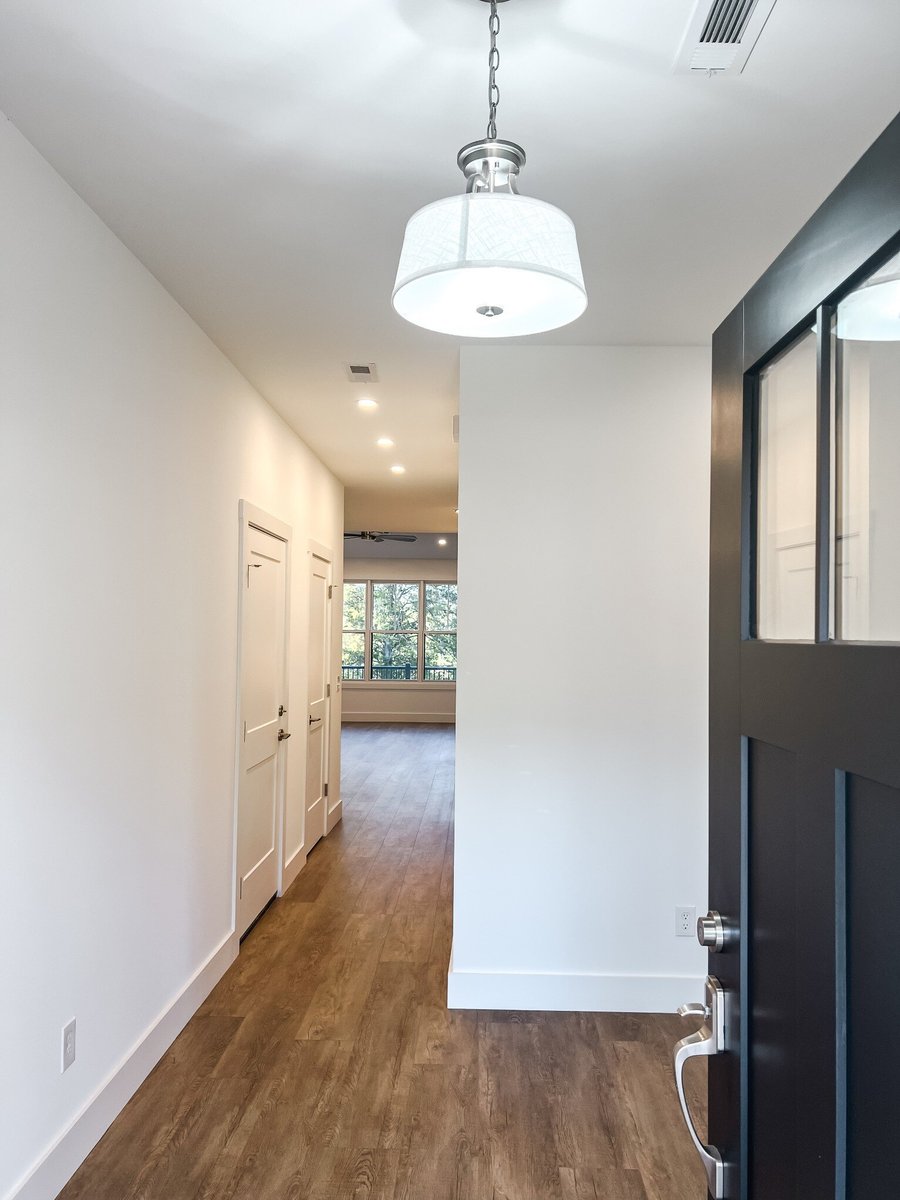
[341, 712, 455, 724]
[446, 966, 705, 1014]
[281, 844, 307, 893]
[7, 932, 238, 1200]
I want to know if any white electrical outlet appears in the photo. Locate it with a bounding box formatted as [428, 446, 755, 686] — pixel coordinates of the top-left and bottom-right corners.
[61, 1018, 76, 1072]
[675, 906, 696, 938]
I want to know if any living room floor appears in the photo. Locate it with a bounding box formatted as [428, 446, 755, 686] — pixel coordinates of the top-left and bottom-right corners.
[57, 723, 706, 1200]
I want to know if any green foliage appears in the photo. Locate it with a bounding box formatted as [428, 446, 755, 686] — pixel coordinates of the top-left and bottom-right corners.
[425, 583, 457, 630]
[372, 632, 418, 679]
[372, 582, 419, 630]
[342, 582, 366, 630]
[341, 581, 458, 678]
[425, 632, 456, 667]
[341, 632, 364, 665]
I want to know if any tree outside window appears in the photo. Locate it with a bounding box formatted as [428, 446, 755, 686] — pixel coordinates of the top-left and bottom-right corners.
[424, 583, 457, 681]
[341, 582, 366, 679]
[342, 580, 457, 682]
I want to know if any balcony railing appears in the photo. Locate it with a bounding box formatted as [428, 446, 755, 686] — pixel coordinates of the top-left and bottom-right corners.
[341, 665, 456, 682]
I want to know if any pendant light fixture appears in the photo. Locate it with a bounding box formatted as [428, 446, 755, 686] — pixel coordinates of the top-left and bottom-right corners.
[837, 250, 900, 341]
[392, 0, 587, 339]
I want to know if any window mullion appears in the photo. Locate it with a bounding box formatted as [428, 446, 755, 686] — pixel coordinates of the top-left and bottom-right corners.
[365, 579, 373, 681]
[815, 304, 835, 643]
[419, 581, 425, 682]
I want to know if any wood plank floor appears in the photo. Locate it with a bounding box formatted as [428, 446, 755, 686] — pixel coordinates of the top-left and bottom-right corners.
[57, 723, 707, 1200]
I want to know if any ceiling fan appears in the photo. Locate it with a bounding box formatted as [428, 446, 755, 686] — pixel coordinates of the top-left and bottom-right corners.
[344, 531, 418, 543]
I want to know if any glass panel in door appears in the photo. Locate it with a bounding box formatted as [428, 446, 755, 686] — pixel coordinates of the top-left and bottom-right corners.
[756, 328, 818, 640]
[835, 249, 900, 641]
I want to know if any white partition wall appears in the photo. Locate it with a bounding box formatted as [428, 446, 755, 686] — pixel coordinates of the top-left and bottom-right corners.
[0, 119, 343, 1200]
[450, 345, 711, 1013]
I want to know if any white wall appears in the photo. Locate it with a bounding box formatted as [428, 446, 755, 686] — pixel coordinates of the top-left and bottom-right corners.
[0, 119, 344, 1200]
[341, 559, 457, 723]
[451, 345, 711, 1014]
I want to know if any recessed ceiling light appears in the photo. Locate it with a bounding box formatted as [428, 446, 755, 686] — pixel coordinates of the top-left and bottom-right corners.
[437, 538, 448, 546]
[390, 464, 406, 475]
[357, 397, 378, 411]
[376, 436, 394, 448]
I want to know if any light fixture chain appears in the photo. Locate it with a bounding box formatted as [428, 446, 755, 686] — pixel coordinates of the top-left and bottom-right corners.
[487, 0, 501, 141]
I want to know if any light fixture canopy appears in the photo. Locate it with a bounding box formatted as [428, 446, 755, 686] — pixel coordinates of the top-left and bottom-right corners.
[392, 0, 586, 339]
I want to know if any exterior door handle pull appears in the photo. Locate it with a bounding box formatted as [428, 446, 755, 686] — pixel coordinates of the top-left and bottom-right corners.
[277, 729, 291, 741]
[674, 975, 727, 1199]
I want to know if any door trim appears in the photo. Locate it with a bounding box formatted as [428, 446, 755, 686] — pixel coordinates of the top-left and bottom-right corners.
[307, 540, 340, 837]
[232, 500, 293, 936]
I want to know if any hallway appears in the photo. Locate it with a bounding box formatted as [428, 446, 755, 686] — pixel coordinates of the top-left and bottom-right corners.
[57, 724, 705, 1200]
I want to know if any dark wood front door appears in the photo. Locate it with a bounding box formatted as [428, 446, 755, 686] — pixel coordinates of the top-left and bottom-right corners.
[704, 113, 900, 1199]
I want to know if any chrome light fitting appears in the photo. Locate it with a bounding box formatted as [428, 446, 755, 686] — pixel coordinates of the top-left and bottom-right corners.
[392, 0, 587, 338]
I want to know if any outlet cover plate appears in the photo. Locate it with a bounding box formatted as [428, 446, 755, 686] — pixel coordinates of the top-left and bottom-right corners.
[675, 906, 697, 938]
[62, 1018, 76, 1072]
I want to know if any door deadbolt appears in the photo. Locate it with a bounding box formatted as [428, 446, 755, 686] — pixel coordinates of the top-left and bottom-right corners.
[697, 910, 735, 953]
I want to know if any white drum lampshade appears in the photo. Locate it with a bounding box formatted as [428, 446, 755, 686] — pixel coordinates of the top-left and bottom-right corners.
[837, 273, 900, 341]
[393, 191, 586, 338]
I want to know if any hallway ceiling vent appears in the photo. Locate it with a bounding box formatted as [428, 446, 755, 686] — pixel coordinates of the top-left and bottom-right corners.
[674, 0, 778, 76]
[345, 362, 379, 383]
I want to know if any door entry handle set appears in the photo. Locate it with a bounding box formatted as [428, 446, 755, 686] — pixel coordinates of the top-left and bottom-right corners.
[674, 975, 727, 1199]
[672, 911, 736, 1200]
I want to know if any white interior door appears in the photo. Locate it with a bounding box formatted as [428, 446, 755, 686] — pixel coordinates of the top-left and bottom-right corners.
[305, 553, 330, 851]
[236, 525, 288, 936]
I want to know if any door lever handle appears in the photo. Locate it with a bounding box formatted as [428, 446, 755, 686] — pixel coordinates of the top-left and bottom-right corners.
[309, 715, 322, 726]
[277, 729, 291, 741]
[677, 1001, 709, 1020]
[674, 976, 727, 1199]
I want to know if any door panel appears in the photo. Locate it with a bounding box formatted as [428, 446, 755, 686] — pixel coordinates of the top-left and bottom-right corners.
[846, 773, 900, 1197]
[237, 524, 288, 936]
[241, 758, 278, 871]
[747, 743, 838, 1200]
[705, 114, 900, 1200]
[305, 553, 330, 851]
[747, 740, 798, 1200]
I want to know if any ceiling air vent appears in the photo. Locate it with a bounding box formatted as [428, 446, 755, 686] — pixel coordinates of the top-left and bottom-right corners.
[345, 362, 379, 383]
[674, 0, 778, 76]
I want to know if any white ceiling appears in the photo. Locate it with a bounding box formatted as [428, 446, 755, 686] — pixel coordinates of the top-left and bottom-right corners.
[2, 0, 900, 529]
